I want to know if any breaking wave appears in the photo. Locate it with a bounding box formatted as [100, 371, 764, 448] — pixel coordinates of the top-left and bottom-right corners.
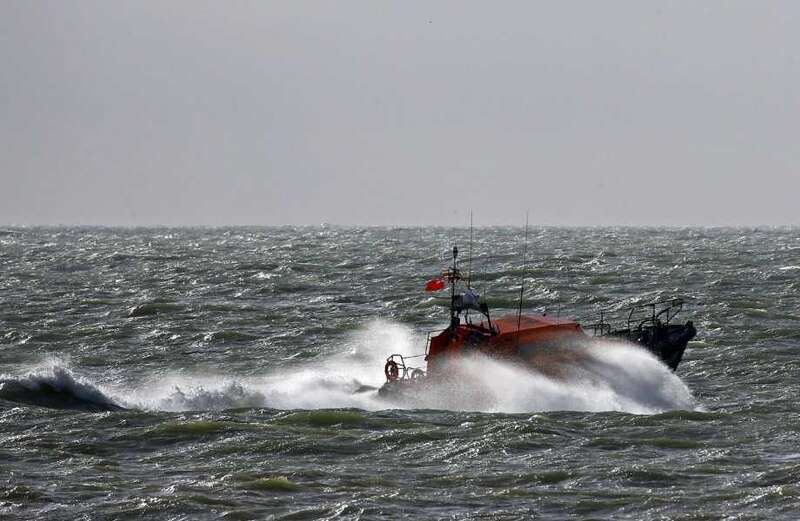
[0, 364, 124, 412]
[2, 322, 696, 415]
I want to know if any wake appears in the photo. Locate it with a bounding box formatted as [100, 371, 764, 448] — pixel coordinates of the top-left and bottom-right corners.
[0, 321, 697, 414]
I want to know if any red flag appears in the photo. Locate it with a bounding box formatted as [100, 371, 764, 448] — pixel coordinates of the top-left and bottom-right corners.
[425, 278, 446, 292]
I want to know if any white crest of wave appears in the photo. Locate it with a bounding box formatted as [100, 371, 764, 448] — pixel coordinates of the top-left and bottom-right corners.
[115, 320, 696, 415]
[0, 359, 121, 410]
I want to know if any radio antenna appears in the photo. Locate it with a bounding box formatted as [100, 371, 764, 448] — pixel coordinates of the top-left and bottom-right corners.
[467, 211, 473, 288]
[517, 211, 529, 332]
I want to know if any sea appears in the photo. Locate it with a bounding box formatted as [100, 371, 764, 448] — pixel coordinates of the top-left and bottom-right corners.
[1, 226, 799, 520]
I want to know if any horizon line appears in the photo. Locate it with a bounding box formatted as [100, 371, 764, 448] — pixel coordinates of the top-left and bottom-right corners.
[2, 223, 799, 230]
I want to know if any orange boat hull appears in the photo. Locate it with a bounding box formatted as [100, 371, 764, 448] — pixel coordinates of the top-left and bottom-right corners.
[426, 314, 585, 376]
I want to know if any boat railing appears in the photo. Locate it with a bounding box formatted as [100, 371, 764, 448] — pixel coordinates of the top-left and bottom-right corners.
[587, 298, 687, 338]
[385, 353, 426, 381]
[589, 310, 614, 337]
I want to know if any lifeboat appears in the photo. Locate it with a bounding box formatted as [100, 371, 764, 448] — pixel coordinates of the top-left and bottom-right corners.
[378, 245, 696, 398]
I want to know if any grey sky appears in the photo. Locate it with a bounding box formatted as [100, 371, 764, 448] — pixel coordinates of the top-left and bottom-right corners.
[2, 1, 798, 226]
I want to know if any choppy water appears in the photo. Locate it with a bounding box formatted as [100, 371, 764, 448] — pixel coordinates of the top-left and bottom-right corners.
[1, 226, 799, 519]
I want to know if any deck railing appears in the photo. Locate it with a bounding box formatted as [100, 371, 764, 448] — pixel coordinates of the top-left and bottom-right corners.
[587, 298, 688, 338]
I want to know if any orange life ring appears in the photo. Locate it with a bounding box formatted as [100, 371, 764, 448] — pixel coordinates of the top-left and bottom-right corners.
[384, 360, 400, 381]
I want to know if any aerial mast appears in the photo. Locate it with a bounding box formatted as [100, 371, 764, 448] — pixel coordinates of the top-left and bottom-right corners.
[467, 211, 473, 289]
[517, 212, 529, 333]
[449, 245, 460, 330]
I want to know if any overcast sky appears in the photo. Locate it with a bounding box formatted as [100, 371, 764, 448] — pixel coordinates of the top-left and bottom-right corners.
[1, 1, 798, 226]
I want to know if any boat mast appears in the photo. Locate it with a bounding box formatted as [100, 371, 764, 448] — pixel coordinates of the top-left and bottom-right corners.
[449, 245, 459, 329]
[467, 211, 473, 289]
[517, 212, 529, 333]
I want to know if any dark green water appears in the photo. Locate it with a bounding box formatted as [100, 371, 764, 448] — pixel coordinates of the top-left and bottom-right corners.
[1, 227, 799, 519]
